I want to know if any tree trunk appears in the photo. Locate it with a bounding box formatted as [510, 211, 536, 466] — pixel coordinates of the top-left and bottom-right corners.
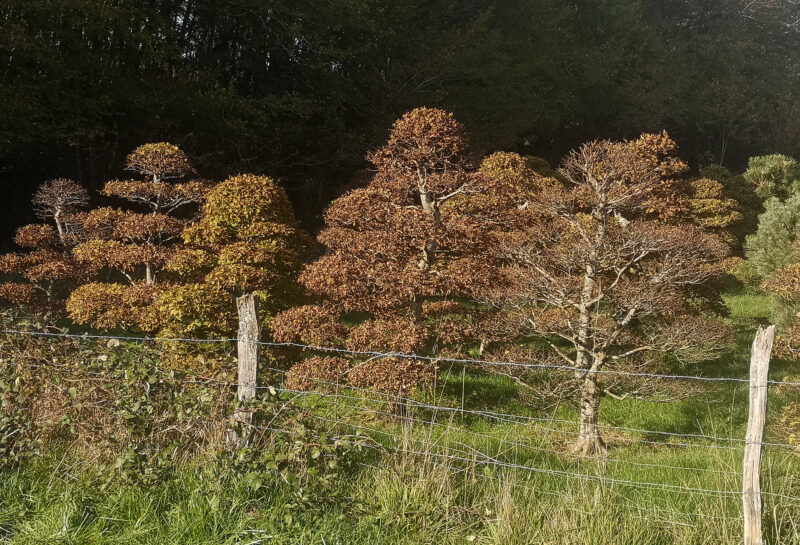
[53, 210, 66, 246]
[573, 373, 606, 455]
[417, 176, 440, 270]
[410, 294, 423, 322]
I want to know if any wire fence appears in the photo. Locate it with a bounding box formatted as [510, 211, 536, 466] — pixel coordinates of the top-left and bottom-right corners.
[2, 327, 800, 532]
[5, 328, 800, 387]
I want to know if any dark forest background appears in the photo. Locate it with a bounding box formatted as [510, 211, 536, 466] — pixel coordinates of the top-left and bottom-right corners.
[2, 0, 799, 247]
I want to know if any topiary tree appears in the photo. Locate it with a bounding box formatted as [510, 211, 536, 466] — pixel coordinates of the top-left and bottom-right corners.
[66, 143, 210, 331]
[744, 154, 800, 202]
[494, 133, 735, 454]
[744, 193, 800, 281]
[157, 173, 311, 338]
[0, 179, 92, 318]
[272, 108, 547, 405]
[685, 177, 742, 247]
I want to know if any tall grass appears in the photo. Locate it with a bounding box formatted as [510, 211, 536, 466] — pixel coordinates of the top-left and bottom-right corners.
[1, 289, 800, 544]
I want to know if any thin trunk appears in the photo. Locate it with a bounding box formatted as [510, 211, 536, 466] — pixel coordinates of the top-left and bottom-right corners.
[572, 210, 608, 455]
[417, 168, 441, 270]
[145, 264, 153, 285]
[574, 371, 606, 455]
[410, 294, 423, 322]
[53, 210, 66, 246]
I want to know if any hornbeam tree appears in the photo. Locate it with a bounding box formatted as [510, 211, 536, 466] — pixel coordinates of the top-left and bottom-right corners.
[0, 179, 91, 317]
[495, 134, 735, 454]
[66, 143, 210, 330]
[159, 174, 311, 337]
[272, 108, 544, 402]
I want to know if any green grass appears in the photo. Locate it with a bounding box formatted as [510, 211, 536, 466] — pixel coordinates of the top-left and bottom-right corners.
[2, 289, 800, 544]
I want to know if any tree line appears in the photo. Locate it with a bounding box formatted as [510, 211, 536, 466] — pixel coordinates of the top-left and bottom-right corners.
[2, 0, 799, 246]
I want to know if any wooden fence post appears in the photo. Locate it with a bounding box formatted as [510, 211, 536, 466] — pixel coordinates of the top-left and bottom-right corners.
[226, 293, 259, 449]
[742, 325, 774, 545]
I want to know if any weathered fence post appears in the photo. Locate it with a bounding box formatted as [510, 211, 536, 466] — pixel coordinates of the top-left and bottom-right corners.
[742, 325, 774, 545]
[226, 293, 260, 449]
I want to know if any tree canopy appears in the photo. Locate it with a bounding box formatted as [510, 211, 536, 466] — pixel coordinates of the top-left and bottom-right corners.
[160, 174, 311, 337]
[493, 132, 736, 454]
[272, 108, 545, 402]
[66, 143, 209, 330]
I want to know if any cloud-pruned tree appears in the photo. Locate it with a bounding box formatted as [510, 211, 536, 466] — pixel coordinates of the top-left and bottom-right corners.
[66, 143, 210, 330]
[494, 133, 735, 454]
[159, 174, 311, 337]
[272, 108, 546, 403]
[0, 179, 92, 318]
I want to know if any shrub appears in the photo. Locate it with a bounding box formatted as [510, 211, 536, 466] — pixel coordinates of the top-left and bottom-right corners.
[743, 154, 800, 202]
[745, 194, 800, 279]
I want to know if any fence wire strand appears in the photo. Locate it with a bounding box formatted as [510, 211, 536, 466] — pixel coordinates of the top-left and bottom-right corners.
[5, 328, 800, 387]
[3, 327, 800, 512]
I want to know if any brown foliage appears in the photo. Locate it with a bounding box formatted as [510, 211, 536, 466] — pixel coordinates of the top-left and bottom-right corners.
[285, 356, 351, 391]
[102, 179, 212, 214]
[271, 304, 348, 347]
[125, 142, 195, 181]
[14, 224, 60, 249]
[368, 107, 468, 175]
[495, 132, 735, 453]
[0, 180, 91, 316]
[298, 109, 525, 319]
[346, 317, 429, 354]
[347, 357, 436, 397]
[0, 282, 35, 304]
[66, 282, 160, 331]
[66, 143, 205, 330]
[278, 110, 553, 400]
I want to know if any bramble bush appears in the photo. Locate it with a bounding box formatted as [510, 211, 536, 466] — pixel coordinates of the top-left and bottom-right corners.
[0, 331, 370, 493]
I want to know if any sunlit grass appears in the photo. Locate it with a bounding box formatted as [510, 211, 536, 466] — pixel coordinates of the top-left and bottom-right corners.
[1, 289, 800, 544]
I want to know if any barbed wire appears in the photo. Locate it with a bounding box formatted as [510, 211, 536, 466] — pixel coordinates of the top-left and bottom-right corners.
[4, 327, 800, 507]
[4, 328, 800, 387]
[256, 365, 800, 452]
[302, 413, 754, 500]
[274, 387, 743, 476]
[258, 363, 779, 446]
[3, 349, 800, 452]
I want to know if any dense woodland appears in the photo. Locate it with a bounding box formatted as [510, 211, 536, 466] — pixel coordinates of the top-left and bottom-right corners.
[2, 0, 800, 244]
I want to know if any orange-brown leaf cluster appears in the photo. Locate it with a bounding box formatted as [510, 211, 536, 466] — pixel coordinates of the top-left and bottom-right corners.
[0, 179, 92, 315]
[347, 357, 436, 397]
[125, 142, 195, 181]
[271, 304, 348, 347]
[346, 317, 429, 354]
[285, 356, 351, 391]
[66, 282, 160, 330]
[65, 143, 204, 329]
